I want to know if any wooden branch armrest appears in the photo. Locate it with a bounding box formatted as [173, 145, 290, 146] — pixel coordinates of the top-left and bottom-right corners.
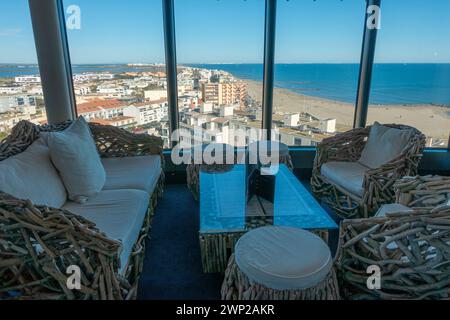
[393, 175, 450, 208]
[88, 123, 163, 158]
[0, 193, 128, 300]
[335, 208, 450, 299]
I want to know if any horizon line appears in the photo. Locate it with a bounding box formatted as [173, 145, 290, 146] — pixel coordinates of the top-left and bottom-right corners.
[2, 62, 450, 66]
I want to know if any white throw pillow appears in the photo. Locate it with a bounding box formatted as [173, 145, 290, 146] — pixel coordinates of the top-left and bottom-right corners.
[359, 122, 413, 169]
[47, 117, 106, 203]
[0, 137, 67, 208]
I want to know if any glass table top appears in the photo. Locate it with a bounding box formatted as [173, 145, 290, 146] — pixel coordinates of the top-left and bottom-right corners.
[200, 164, 338, 234]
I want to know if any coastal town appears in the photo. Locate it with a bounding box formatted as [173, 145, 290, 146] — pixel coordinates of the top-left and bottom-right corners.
[0, 64, 446, 148]
[0, 64, 339, 148]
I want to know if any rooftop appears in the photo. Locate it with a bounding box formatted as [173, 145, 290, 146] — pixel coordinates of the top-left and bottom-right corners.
[77, 99, 128, 114]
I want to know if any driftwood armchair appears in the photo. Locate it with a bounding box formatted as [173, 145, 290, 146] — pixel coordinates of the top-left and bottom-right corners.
[311, 123, 426, 219]
[335, 175, 450, 300]
[0, 120, 164, 300]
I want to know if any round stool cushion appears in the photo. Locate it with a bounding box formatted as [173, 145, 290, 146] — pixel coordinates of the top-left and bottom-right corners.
[235, 226, 332, 290]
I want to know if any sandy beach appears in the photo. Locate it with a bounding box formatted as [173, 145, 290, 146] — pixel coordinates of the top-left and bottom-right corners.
[244, 80, 450, 144]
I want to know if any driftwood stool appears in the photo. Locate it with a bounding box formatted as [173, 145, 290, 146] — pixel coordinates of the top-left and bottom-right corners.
[221, 226, 340, 300]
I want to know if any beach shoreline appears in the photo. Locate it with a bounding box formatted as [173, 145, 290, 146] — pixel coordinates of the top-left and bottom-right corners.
[243, 79, 450, 142]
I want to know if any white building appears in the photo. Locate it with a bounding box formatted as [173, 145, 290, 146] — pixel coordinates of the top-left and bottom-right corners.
[14, 76, 41, 83]
[144, 90, 167, 100]
[97, 86, 134, 97]
[97, 73, 115, 80]
[74, 86, 91, 95]
[183, 111, 212, 128]
[27, 86, 43, 95]
[0, 95, 36, 114]
[283, 113, 300, 127]
[0, 87, 22, 94]
[123, 99, 168, 125]
[73, 73, 98, 83]
[219, 104, 234, 117]
[200, 102, 213, 114]
[77, 99, 128, 121]
[319, 118, 336, 133]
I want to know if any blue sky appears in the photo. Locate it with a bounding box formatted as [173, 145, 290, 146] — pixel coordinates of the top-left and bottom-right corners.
[1, 0, 450, 64]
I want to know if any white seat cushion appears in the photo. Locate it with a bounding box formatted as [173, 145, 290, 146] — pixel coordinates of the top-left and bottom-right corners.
[63, 189, 150, 275]
[47, 117, 106, 203]
[0, 138, 67, 208]
[235, 226, 332, 290]
[375, 203, 413, 217]
[321, 161, 368, 197]
[101, 155, 162, 193]
[359, 122, 413, 169]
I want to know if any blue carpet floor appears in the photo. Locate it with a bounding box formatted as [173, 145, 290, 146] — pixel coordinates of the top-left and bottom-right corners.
[137, 182, 341, 300]
[137, 184, 223, 299]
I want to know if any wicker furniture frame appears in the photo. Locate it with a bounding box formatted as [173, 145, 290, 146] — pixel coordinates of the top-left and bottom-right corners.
[311, 124, 426, 219]
[394, 175, 450, 209]
[221, 254, 340, 300]
[0, 120, 164, 300]
[335, 175, 449, 300]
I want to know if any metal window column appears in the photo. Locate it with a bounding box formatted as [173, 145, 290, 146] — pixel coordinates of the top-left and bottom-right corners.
[354, 0, 381, 128]
[28, 0, 76, 123]
[261, 0, 277, 140]
[162, 0, 179, 147]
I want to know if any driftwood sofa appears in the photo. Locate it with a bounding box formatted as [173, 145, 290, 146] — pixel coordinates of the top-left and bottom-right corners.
[335, 175, 449, 300]
[0, 119, 164, 300]
[311, 123, 426, 219]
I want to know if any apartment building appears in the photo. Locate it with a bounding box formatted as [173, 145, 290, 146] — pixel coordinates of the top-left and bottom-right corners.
[0, 86, 22, 94]
[201, 81, 247, 106]
[97, 85, 134, 97]
[74, 86, 91, 96]
[77, 99, 129, 121]
[0, 95, 37, 113]
[89, 116, 136, 129]
[122, 99, 168, 125]
[144, 89, 167, 100]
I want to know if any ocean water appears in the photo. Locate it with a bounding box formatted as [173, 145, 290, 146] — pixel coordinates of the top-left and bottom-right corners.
[189, 63, 450, 106]
[1, 63, 450, 106]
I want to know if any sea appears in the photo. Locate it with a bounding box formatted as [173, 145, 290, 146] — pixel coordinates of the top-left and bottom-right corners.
[1, 63, 450, 107]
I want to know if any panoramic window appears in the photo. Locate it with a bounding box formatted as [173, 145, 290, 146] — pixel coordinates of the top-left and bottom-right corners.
[175, 0, 264, 148]
[0, 0, 47, 140]
[368, 0, 450, 148]
[272, 0, 365, 147]
[63, 0, 170, 147]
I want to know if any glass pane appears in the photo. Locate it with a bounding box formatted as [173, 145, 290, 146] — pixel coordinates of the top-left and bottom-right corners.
[63, 0, 170, 147]
[273, 0, 365, 146]
[200, 164, 337, 233]
[0, 0, 47, 139]
[369, 0, 450, 148]
[175, 0, 264, 148]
